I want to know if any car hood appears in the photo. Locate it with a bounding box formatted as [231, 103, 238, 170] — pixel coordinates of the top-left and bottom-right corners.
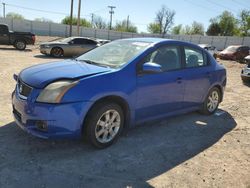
[219, 50, 234, 55]
[19, 60, 112, 88]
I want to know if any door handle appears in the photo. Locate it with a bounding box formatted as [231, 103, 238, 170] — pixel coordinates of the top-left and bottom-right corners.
[3, 34, 7, 36]
[176, 77, 182, 84]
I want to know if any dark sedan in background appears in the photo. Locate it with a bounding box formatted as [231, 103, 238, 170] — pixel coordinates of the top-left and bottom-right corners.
[39, 37, 110, 57]
[241, 63, 250, 83]
[218, 45, 250, 61]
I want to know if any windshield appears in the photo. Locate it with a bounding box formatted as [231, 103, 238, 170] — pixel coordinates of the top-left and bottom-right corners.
[225, 46, 238, 52]
[77, 40, 152, 68]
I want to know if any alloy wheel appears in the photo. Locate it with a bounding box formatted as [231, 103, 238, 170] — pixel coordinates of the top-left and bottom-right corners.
[95, 109, 121, 143]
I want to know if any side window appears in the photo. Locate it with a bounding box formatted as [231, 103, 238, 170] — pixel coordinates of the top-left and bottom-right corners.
[71, 38, 96, 45]
[184, 47, 207, 68]
[85, 39, 97, 45]
[0, 25, 8, 34]
[143, 46, 181, 72]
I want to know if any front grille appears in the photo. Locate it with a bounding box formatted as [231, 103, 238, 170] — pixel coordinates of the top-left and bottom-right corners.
[17, 80, 32, 99]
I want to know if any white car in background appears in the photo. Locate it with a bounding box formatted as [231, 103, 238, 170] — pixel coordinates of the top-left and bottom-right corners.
[198, 44, 218, 59]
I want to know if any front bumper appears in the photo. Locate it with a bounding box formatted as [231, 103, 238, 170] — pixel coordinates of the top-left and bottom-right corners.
[12, 89, 92, 139]
[39, 47, 51, 55]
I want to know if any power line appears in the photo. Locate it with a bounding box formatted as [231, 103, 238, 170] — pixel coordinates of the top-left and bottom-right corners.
[231, 0, 250, 10]
[183, 0, 221, 14]
[4, 2, 68, 16]
[207, 0, 238, 14]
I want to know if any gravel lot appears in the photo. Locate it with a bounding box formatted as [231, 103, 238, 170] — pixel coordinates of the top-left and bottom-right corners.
[0, 37, 249, 188]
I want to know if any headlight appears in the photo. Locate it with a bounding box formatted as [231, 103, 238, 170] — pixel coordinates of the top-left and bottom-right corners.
[36, 80, 78, 103]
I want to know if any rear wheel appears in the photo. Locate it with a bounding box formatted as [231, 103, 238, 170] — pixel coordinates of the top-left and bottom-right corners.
[50, 47, 64, 57]
[200, 87, 221, 115]
[14, 40, 26, 50]
[85, 102, 124, 148]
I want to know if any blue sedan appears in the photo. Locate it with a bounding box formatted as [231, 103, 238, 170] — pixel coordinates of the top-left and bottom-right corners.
[12, 38, 226, 148]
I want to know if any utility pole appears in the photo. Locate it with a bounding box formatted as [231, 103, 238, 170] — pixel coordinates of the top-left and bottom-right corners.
[126, 15, 129, 31]
[108, 6, 116, 30]
[91, 13, 94, 27]
[69, 0, 74, 37]
[77, 0, 81, 36]
[2, 3, 6, 18]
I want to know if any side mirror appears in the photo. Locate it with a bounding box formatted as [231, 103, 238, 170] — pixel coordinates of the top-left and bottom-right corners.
[68, 41, 74, 45]
[142, 62, 162, 73]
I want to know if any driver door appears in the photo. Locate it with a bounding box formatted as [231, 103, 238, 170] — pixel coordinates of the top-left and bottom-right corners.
[135, 45, 185, 122]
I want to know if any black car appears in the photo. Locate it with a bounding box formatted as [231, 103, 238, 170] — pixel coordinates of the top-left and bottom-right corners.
[241, 63, 250, 82]
[0, 24, 35, 50]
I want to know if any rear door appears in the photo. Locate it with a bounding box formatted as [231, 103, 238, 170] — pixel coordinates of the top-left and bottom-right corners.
[181, 46, 212, 108]
[0, 25, 9, 44]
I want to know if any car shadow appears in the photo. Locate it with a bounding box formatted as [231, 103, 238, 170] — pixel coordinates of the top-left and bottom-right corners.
[0, 110, 236, 187]
[0, 47, 32, 52]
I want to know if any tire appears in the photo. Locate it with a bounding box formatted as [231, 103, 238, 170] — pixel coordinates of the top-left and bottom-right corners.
[50, 47, 64, 57]
[85, 102, 124, 148]
[14, 40, 26, 50]
[200, 87, 221, 115]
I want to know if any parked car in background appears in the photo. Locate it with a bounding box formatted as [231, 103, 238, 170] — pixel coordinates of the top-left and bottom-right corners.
[241, 62, 250, 83]
[12, 38, 226, 148]
[0, 24, 35, 50]
[218, 45, 250, 61]
[39, 37, 109, 57]
[198, 44, 218, 59]
[244, 54, 250, 64]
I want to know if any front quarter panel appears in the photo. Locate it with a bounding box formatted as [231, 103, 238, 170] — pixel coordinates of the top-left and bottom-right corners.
[61, 67, 137, 110]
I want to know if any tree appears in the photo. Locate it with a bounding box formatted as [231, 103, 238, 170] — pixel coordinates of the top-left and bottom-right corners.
[171, 24, 182, 35]
[114, 20, 138, 33]
[147, 23, 161, 34]
[92, 15, 107, 29]
[189, 21, 204, 35]
[206, 20, 221, 36]
[238, 10, 250, 36]
[6, 12, 24, 20]
[61, 16, 91, 28]
[34, 17, 53, 23]
[219, 11, 238, 36]
[147, 5, 175, 36]
[182, 25, 191, 35]
[206, 11, 239, 36]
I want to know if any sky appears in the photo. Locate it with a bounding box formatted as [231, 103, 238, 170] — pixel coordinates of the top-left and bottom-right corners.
[0, 0, 250, 32]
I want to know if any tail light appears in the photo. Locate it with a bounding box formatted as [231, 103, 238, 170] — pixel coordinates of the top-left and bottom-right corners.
[32, 35, 36, 44]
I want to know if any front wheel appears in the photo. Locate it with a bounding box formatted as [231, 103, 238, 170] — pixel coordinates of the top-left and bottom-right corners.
[200, 87, 221, 115]
[85, 102, 124, 148]
[50, 47, 64, 57]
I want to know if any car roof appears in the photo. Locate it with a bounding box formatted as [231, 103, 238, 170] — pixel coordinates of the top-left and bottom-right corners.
[121, 37, 171, 43]
[68, 36, 96, 41]
[120, 38, 204, 49]
[227, 45, 248, 48]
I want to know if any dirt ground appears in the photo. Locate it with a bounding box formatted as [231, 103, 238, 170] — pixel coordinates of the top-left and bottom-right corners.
[0, 36, 249, 188]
